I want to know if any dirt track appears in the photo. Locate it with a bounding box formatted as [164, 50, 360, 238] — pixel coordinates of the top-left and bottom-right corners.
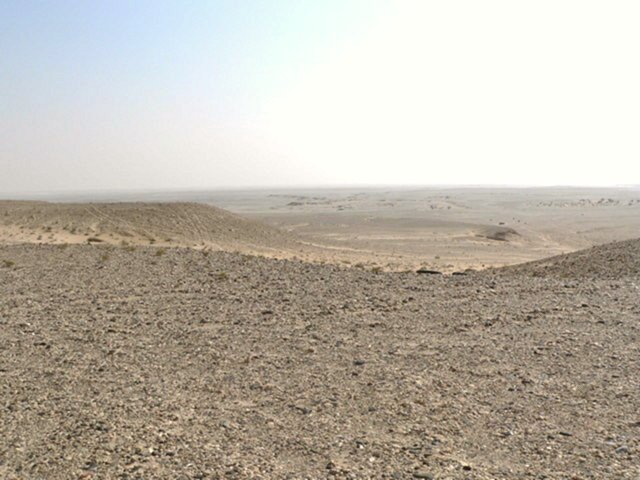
[1, 242, 638, 479]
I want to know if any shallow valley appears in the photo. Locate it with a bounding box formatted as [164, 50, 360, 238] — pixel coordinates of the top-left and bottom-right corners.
[27, 186, 640, 272]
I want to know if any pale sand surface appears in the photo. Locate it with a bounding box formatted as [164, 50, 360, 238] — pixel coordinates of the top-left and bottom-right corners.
[9, 186, 638, 272]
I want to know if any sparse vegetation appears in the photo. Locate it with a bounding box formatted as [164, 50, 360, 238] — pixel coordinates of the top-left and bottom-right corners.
[87, 237, 104, 243]
[155, 248, 167, 257]
[215, 272, 229, 281]
[2, 259, 15, 268]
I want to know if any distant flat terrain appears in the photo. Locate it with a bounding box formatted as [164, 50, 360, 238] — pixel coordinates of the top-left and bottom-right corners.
[1, 241, 638, 479]
[29, 186, 639, 271]
[205, 186, 640, 271]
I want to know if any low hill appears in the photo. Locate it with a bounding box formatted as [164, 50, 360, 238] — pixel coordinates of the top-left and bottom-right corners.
[475, 225, 520, 242]
[0, 201, 303, 256]
[495, 237, 640, 279]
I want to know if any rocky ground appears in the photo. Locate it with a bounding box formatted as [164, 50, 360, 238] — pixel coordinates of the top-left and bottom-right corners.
[1, 242, 639, 479]
[495, 238, 640, 280]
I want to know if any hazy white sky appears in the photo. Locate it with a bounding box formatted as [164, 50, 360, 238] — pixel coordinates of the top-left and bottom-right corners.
[2, 0, 639, 193]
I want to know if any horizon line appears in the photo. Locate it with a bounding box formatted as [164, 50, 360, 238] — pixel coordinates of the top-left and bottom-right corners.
[2, 183, 640, 199]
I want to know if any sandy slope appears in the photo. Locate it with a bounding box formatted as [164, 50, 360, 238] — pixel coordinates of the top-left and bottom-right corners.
[0, 201, 304, 257]
[1, 240, 638, 479]
[0, 200, 530, 272]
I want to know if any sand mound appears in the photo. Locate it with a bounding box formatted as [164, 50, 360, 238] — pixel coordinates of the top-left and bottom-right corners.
[496, 237, 640, 278]
[0, 201, 301, 255]
[476, 225, 520, 242]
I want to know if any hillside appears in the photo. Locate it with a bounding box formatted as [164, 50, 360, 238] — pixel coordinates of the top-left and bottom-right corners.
[0, 201, 303, 256]
[495, 237, 640, 279]
[1, 242, 638, 479]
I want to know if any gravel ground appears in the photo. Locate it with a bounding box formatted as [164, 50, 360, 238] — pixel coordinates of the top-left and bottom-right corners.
[1, 243, 639, 479]
[494, 238, 640, 279]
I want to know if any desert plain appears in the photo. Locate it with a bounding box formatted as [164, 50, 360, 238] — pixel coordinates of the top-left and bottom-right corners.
[11, 186, 639, 271]
[0, 187, 639, 479]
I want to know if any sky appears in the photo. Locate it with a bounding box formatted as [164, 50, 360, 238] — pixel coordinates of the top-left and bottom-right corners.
[1, 0, 639, 194]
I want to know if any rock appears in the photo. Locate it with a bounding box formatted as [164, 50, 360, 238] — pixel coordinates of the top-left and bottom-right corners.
[416, 268, 442, 275]
[326, 460, 347, 475]
[293, 405, 311, 415]
[413, 471, 434, 479]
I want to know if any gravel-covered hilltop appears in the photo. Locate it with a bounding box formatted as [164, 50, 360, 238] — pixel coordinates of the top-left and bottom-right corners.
[494, 238, 640, 279]
[1, 243, 639, 479]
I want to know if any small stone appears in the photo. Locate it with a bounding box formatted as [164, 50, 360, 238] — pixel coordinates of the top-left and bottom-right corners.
[416, 268, 442, 275]
[615, 445, 629, 454]
[413, 471, 434, 479]
[294, 405, 311, 415]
